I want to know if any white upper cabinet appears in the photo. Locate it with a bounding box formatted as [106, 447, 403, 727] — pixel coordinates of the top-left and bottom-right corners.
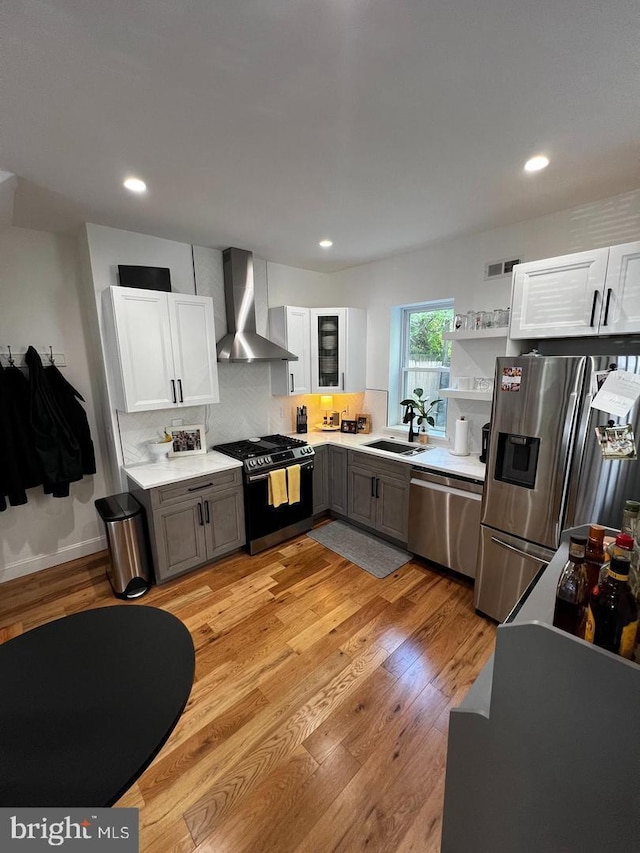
[167, 294, 219, 406]
[509, 241, 640, 340]
[601, 241, 640, 334]
[509, 248, 609, 339]
[310, 307, 367, 394]
[107, 286, 219, 412]
[269, 306, 312, 396]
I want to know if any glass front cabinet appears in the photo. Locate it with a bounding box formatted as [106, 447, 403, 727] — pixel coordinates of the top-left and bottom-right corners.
[310, 307, 366, 394]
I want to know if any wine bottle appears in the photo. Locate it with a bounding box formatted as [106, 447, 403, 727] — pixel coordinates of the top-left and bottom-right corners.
[584, 555, 639, 659]
[553, 536, 589, 637]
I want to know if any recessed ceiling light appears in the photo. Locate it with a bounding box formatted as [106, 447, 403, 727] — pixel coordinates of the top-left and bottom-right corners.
[524, 155, 549, 173]
[123, 177, 147, 193]
[319, 239, 333, 248]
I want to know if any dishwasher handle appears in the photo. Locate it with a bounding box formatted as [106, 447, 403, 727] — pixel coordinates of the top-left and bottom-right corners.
[410, 478, 482, 502]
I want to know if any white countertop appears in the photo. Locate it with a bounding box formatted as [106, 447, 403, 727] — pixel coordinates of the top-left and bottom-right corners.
[299, 430, 486, 481]
[123, 451, 243, 490]
[123, 430, 485, 490]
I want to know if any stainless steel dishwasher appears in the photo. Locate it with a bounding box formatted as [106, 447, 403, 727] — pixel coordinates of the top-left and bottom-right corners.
[408, 468, 483, 578]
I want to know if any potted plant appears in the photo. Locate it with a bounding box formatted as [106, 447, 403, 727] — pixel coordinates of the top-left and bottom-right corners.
[400, 388, 443, 443]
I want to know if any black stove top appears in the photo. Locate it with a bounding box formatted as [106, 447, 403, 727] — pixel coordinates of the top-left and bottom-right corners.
[212, 434, 314, 473]
[212, 434, 308, 460]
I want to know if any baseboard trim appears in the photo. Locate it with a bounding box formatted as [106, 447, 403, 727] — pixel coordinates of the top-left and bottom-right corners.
[0, 536, 107, 584]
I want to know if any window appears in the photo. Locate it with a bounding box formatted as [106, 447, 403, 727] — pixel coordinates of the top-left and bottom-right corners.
[399, 301, 453, 432]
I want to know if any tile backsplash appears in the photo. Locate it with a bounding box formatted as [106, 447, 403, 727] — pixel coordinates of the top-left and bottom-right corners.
[118, 380, 389, 466]
[118, 406, 207, 465]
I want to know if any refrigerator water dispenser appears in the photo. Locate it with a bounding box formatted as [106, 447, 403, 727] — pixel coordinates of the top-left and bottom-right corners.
[495, 433, 541, 489]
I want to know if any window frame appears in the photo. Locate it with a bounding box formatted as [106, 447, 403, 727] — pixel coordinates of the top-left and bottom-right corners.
[398, 299, 453, 436]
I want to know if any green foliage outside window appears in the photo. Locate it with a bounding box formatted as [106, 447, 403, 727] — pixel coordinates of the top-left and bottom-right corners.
[408, 309, 452, 363]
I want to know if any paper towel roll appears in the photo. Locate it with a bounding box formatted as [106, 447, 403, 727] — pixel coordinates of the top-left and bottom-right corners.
[450, 417, 470, 456]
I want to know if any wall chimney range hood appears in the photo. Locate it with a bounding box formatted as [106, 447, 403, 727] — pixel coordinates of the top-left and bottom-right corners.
[216, 247, 298, 363]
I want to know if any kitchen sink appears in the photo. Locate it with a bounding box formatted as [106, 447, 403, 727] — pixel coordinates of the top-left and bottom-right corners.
[363, 439, 431, 456]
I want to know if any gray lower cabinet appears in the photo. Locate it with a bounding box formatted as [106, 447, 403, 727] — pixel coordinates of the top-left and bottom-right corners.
[327, 445, 348, 515]
[312, 444, 329, 514]
[347, 450, 410, 544]
[129, 468, 245, 583]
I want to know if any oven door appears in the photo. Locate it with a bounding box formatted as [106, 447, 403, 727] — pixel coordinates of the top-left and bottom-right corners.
[243, 459, 314, 554]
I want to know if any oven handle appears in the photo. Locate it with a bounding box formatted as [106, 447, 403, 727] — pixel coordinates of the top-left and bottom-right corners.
[245, 461, 314, 483]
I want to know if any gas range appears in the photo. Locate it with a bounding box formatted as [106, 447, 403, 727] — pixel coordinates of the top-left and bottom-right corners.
[211, 434, 314, 473]
[211, 434, 316, 555]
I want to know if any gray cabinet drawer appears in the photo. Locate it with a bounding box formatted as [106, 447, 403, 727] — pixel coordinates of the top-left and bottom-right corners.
[348, 450, 410, 482]
[152, 468, 242, 507]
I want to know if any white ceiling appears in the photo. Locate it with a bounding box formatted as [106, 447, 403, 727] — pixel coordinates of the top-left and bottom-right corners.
[1, 0, 639, 272]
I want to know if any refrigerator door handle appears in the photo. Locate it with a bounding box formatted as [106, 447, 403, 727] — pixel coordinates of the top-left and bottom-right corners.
[554, 390, 581, 540]
[490, 536, 549, 566]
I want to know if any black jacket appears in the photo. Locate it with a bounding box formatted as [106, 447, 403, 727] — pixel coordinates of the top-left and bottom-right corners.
[25, 346, 83, 498]
[0, 363, 43, 510]
[44, 365, 96, 476]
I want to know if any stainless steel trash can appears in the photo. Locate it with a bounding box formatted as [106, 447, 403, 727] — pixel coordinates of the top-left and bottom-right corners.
[95, 493, 152, 599]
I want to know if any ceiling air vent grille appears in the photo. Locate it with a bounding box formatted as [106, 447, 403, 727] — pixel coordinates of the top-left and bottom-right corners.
[484, 257, 522, 280]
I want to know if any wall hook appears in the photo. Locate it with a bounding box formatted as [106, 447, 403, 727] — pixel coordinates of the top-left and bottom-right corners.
[7, 345, 15, 366]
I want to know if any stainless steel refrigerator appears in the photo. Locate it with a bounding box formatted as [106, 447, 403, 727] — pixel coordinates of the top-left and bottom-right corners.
[475, 353, 640, 622]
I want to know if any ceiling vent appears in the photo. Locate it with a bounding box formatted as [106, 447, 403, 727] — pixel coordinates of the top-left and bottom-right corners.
[484, 257, 522, 280]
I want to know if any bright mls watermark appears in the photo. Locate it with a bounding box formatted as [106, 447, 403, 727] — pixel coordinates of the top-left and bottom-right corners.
[0, 809, 138, 850]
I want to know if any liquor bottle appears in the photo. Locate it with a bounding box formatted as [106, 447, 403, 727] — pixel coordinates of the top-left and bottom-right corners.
[621, 499, 640, 538]
[584, 555, 639, 659]
[553, 536, 589, 637]
[606, 531, 635, 562]
[622, 500, 640, 598]
[585, 524, 605, 592]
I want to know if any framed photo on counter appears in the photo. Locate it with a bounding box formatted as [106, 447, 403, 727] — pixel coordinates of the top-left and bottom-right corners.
[164, 424, 206, 457]
[355, 413, 371, 434]
[340, 419, 358, 434]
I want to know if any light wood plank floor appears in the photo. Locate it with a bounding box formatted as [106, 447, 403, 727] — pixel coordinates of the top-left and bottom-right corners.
[0, 531, 496, 852]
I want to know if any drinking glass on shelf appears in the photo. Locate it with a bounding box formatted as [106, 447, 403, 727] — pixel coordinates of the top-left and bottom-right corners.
[454, 313, 467, 331]
[456, 376, 473, 390]
[493, 308, 508, 327]
[467, 310, 482, 330]
[480, 311, 493, 328]
[474, 377, 493, 392]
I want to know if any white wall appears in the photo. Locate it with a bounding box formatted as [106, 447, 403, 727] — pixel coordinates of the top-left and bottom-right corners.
[0, 226, 110, 581]
[266, 262, 343, 308]
[332, 187, 640, 449]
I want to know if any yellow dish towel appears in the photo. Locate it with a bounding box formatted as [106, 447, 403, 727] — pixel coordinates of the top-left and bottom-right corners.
[268, 469, 288, 508]
[287, 464, 301, 505]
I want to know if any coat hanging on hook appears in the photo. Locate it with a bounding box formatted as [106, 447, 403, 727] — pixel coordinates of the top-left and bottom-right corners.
[0, 347, 94, 510]
[25, 346, 83, 498]
[0, 360, 42, 510]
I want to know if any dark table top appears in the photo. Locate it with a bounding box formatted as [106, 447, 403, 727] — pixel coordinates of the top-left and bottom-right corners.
[0, 605, 194, 807]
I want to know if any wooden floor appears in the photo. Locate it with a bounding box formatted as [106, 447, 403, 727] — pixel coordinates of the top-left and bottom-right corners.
[0, 530, 496, 852]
